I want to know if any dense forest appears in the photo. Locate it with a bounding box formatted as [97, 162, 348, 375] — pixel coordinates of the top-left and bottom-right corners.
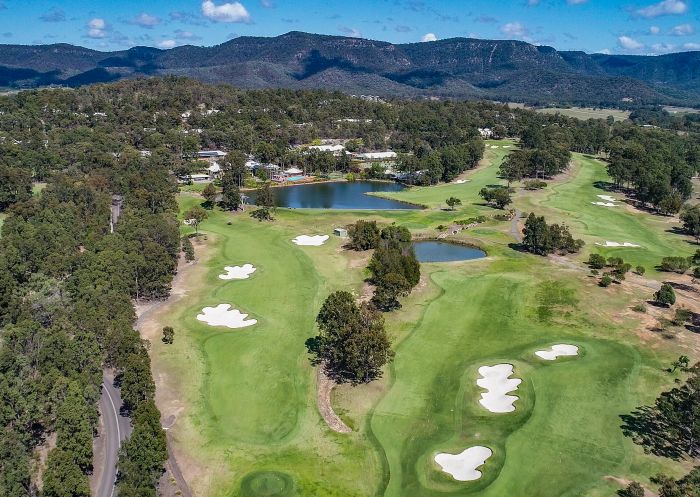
[0, 76, 699, 496]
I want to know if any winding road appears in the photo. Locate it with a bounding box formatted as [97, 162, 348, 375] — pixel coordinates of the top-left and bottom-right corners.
[95, 372, 132, 497]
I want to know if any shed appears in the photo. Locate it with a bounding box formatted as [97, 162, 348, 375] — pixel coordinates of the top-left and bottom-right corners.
[334, 227, 348, 237]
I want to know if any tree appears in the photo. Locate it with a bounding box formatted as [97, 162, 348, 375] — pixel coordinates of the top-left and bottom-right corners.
[635, 265, 646, 276]
[220, 170, 242, 211]
[184, 205, 208, 234]
[181, 236, 195, 262]
[655, 283, 676, 306]
[445, 197, 462, 211]
[522, 213, 583, 256]
[619, 481, 645, 497]
[55, 382, 94, 472]
[600, 275, 613, 287]
[680, 205, 700, 243]
[671, 355, 690, 372]
[162, 326, 174, 344]
[479, 187, 512, 209]
[347, 220, 380, 251]
[43, 449, 90, 497]
[660, 256, 690, 274]
[652, 468, 700, 497]
[201, 183, 217, 208]
[588, 254, 606, 269]
[0, 165, 32, 211]
[311, 291, 394, 385]
[251, 182, 275, 221]
[372, 272, 411, 311]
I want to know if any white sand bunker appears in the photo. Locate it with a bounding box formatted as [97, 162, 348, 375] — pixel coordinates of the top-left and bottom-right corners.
[535, 344, 579, 361]
[595, 241, 641, 248]
[592, 195, 620, 207]
[597, 194, 617, 202]
[591, 202, 617, 207]
[434, 446, 493, 481]
[292, 235, 329, 246]
[219, 264, 256, 280]
[454, 179, 470, 184]
[477, 364, 521, 413]
[196, 304, 257, 329]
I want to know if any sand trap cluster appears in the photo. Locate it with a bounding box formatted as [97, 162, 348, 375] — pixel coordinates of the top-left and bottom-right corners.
[196, 304, 257, 329]
[219, 264, 257, 280]
[292, 235, 329, 246]
[477, 364, 521, 413]
[434, 446, 493, 481]
[535, 344, 579, 361]
[454, 179, 470, 184]
[595, 241, 641, 248]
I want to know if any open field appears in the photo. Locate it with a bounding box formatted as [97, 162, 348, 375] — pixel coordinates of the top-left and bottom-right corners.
[148, 142, 697, 497]
[663, 105, 700, 115]
[536, 107, 631, 121]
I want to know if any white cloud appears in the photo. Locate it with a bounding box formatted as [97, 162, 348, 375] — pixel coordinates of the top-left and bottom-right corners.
[636, 0, 688, 18]
[670, 23, 694, 35]
[201, 1, 251, 23]
[649, 25, 661, 34]
[338, 26, 362, 37]
[596, 48, 612, 54]
[617, 35, 644, 50]
[421, 32, 438, 42]
[651, 42, 677, 53]
[683, 42, 700, 50]
[500, 21, 529, 38]
[158, 39, 177, 48]
[87, 18, 107, 38]
[132, 13, 160, 28]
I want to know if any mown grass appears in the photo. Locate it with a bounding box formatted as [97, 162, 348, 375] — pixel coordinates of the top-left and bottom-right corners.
[536, 107, 631, 121]
[153, 143, 693, 497]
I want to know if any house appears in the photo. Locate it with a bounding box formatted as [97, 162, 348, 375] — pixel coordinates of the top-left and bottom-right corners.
[355, 151, 397, 161]
[284, 167, 303, 175]
[198, 150, 227, 159]
[334, 227, 348, 237]
[478, 128, 493, 138]
[189, 173, 210, 183]
[307, 144, 345, 156]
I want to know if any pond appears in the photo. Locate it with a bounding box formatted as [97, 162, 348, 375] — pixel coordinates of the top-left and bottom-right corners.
[249, 181, 421, 210]
[413, 241, 486, 263]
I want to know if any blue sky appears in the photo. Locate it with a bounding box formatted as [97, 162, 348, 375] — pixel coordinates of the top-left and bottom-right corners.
[0, 0, 698, 54]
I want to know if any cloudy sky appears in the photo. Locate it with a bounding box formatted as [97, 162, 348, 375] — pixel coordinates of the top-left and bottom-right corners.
[0, 0, 698, 55]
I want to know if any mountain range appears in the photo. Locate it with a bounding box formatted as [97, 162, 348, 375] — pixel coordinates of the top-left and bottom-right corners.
[2, 31, 700, 107]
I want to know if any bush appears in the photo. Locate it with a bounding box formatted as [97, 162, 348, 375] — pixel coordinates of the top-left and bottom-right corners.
[588, 254, 606, 269]
[181, 236, 195, 262]
[672, 307, 692, 325]
[455, 216, 486, 225]
[161, 326, 174, 344]
[693, 266, 700, 279]
[620, 481, 645, 497]
[660, 256, 690, 274]
[436, 225, 446, 231]
[632, 303, 647, 313]
[600, 275, 613, 287]
[250, 208, 273, 221]
[523, 179, 547, 190]
[654, 283, 676, 306]
[635, 265, 645, 275]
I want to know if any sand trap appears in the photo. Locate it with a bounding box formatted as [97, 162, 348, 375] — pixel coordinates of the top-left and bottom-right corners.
[219, 264, 256, 280]
[595, 241, 641, 248]
[477, 364, 521, 413]
[591, 202, 617, 207]
[454, 179, 470, 184]
[597, 194, 617, 202]
[196, 304, 257, 329]
[434, 446, 493, 481]
[292, 235, 329, 246]
[535, 344, 579, 360]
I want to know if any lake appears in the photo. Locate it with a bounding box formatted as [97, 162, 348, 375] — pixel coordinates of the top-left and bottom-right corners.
[413, 241, 486, 262]
[249, 181, 421, 210]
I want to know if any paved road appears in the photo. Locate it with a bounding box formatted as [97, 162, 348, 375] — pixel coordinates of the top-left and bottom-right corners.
[95, 372, 132, 497]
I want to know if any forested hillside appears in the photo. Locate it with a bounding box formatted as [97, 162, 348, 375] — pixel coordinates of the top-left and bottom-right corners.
[2, 32, 700, 106]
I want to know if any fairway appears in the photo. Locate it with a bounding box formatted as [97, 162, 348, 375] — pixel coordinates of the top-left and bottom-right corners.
[150, 143, 693, 497]
[536, 107, 631, 121]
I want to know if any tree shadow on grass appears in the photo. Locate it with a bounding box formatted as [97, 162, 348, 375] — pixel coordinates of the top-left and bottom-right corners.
[620, 406, 686, 460]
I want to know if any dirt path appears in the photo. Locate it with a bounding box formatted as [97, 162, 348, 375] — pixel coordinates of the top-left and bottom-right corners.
[317, 368, 352, 434]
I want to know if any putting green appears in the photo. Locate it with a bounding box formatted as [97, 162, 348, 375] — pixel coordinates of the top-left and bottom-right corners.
[151, 143, 691, 497]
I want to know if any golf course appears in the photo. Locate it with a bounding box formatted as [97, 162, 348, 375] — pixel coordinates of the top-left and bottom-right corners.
[147, 142, 697, 497]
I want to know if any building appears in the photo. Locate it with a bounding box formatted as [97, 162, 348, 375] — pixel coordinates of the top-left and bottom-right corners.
[478, 128, 493, 138]
[198, 150, 227, 159]
[207, 162, 222, 179]
[355, 151, 397, 161]
[334, 227, 348, 237]
[307, 144, 345, 156]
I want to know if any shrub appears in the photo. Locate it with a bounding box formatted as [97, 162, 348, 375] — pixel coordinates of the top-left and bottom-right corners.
[436, 225, 446, 231]
[660, 256, 690, 274]
[181, 236, 195, 262]
[693, 266, 700, 279]
[161, 326, 174, 344]
[632, 303, 647, 313]
[347, 220, 380, 251]
[600, 275, 613, 287]
[654, 283, 676, 306]
[588, 254, 606, 269]
[635, 265, 645, 275]
[523, 179, 547, 190]
[672, 307, 692, 325]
